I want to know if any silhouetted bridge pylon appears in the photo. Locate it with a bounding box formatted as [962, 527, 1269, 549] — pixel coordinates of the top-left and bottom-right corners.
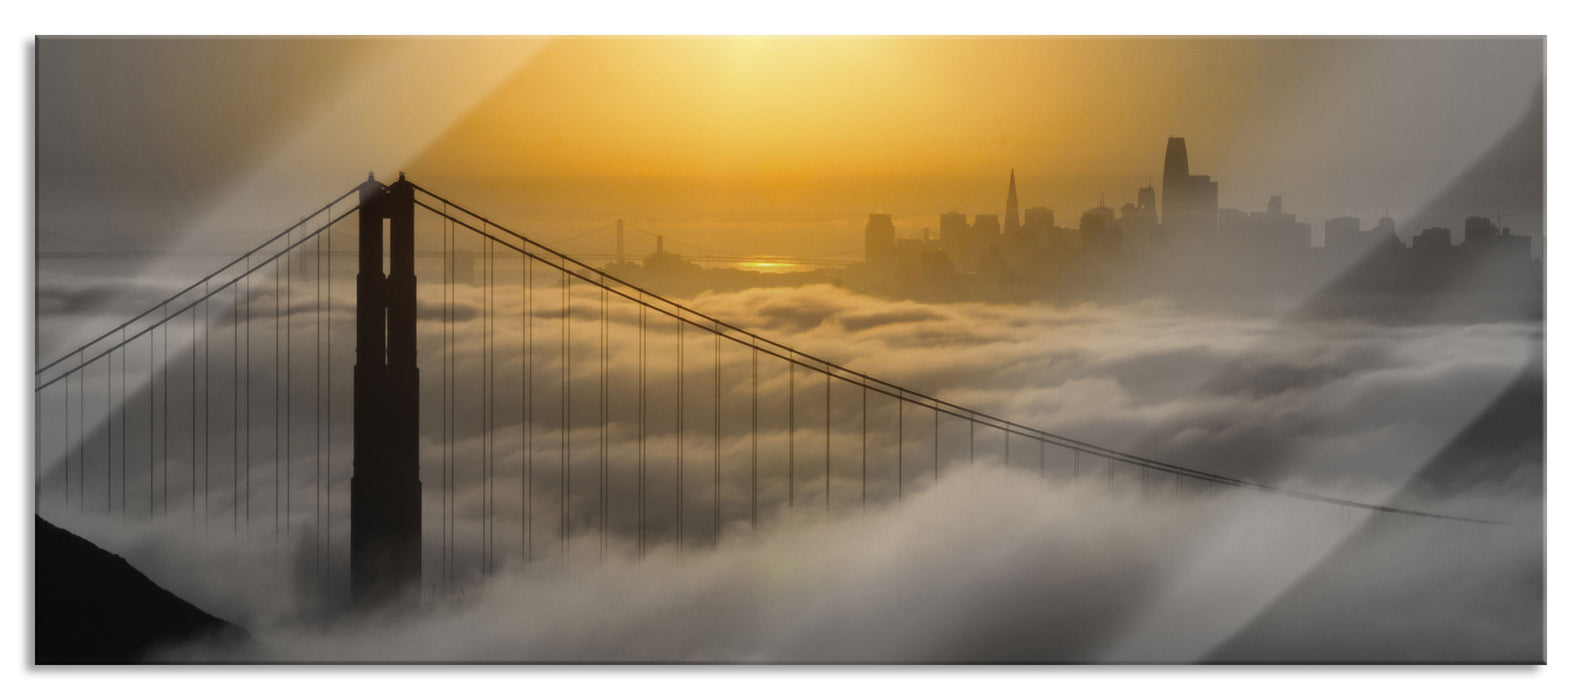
[33, 175, 1507, 608]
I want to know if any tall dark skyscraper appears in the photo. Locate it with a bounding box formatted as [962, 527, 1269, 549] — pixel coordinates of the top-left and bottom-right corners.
[1161, 136, 1218, 246]
[1004, 169, 1021, 240]
[865, 213, 896, 264]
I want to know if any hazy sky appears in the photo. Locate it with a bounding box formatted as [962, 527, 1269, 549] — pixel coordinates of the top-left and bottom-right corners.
[39, 37, 1542, 248]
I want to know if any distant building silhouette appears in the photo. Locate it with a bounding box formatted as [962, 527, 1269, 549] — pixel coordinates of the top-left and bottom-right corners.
[1161, 137, 1219, 248]
[939, 211, 970, 261]
[1080, 197, 1122, 258]
[865, 213, 896, 264]
[1464, 216, 1501, 246]
[1003, 169, 1021, 241]
[1324, 216, 1361, 249]
[1414, 226, 1452, 250]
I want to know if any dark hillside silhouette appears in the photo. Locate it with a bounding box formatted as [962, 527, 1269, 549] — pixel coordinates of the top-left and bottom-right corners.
[34, 516, 253, 663]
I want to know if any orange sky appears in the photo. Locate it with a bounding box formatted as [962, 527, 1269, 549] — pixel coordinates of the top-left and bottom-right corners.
[38, 37, 1543, 259]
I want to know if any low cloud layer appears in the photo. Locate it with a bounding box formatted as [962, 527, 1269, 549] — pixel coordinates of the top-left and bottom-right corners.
[37, 270, 1543, 662]
[77, 464, 1535, 663]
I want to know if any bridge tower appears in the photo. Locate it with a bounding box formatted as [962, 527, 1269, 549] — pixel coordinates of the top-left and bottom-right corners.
[350, 173, 422, 607]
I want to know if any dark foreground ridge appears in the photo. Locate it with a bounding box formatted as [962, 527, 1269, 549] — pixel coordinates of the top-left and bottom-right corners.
[34, 516, 254, 663]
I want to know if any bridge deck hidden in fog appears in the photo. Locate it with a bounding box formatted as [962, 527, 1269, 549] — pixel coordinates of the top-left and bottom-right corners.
[32, 175, 1507, 610]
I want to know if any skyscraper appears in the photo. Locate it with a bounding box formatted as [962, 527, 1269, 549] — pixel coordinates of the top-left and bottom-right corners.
[865, 213, 897, 264]
[1161, 137, 1218, 247]
[1004, 169, 1021, 240]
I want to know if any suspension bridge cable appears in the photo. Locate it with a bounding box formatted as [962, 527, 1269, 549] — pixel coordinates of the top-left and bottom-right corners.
[37, 210, 355, 398]
[36, 186, 362, 381]
[403, 189, 1517, 525]
[788, 355, 795, 511]
[933, 400, 940, 483]
[825, 366, 831, 512]
[523, 241, 530, 564]
[861, 382, 867, 511]
[897, 391, 903, 502]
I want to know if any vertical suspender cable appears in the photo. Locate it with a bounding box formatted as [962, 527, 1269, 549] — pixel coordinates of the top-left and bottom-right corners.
[119, 326, 127, 513]
[676, 313, 683, 556]
[149, 331, 155, 517]
[203, 284, 211, 531]
[484, 240, 493, 575]
[933, 400, 939, 484]
[284, 238, 291, 546]
[192, 299, 199, 530]
[638, 304, 646, 557]
[65, 359, 71, 514]
[968, 419, 974, 467]
[443, 213, 453, 585]
[325, 219, 333, 582]
[524, 244, 530, 564]
[860, 381, 866, 511]
[121, 328, 128, 519]
[788, 355, 794, 511]
[824, 365, 831, 512]
[274, 259, 281, 544]
[897, 391, 903, 502]
[561, 266, 571, 559]
[79, 349, 85, 514]
[440, 212, 448, 586]
[315, 224, 323, 581]
[162, 322, 168, 514]
[244, 262, 251, 536]
[750, 343, 758, 530]
[713, 330, 721, 548]
[526, 255, 534, 563]
[35, 369, 41, 512]
[107, 344, 113, 514]
[599, 280, 608, 561]
[234, 283, 240, 538]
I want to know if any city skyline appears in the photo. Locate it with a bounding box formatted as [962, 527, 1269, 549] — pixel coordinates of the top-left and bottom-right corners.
[30, 34, 1546, 666]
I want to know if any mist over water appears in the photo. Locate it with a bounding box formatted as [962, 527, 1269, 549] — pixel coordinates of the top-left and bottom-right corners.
[39, 281, 1542, 663]
[97, 464, 1536, 663]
